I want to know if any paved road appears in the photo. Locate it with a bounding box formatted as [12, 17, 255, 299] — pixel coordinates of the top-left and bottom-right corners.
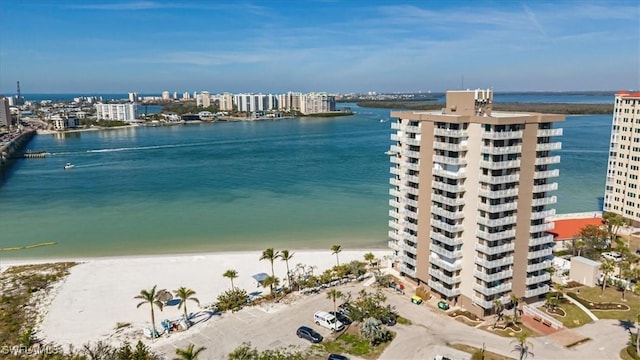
[149, 281, 631, 360]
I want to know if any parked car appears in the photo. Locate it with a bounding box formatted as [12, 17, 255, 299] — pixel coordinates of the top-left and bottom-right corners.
[296, 326, 323, 343]
[314, 310, 345, 332]
[328, 354, 349, 360]
[602, 251, 622, 262]
[329, 311, 352, 325]
[337, 303, 353, 317]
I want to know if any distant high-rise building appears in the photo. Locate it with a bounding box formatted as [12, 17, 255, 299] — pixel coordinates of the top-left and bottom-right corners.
[162, 91, 170, 101]
[388, 89, 564, 316]
[15, 81, 24, 106]
[604, 91, 640, 227]
[95, 103, 139, 122]
[198, 91, 211, 108]
[128, 92, 139, 103]
[173, 92, 178, 100]
[183, 92, 190, 100]
[0, 97, 13, 128]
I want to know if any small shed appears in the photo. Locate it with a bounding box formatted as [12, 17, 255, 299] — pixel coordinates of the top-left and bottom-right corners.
[569, 256, 601, 287]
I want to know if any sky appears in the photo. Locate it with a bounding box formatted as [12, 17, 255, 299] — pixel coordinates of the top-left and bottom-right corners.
[1, 0, 639, 94]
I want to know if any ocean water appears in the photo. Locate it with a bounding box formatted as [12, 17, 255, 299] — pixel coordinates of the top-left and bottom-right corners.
[0, 101, 612, 259]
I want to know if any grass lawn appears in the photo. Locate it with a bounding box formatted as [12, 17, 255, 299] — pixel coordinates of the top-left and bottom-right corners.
[315, 324, 395, 359]
[568, 286, 640, 321]
[450, 343, 515, 360]
[547, 303, 594, 328]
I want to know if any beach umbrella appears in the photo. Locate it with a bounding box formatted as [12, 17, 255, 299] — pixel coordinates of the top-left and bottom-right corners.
[156, 289, 173, 303]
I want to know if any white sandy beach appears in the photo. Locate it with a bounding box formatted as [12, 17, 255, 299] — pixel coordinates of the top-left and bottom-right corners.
[1, 249, 391, 348]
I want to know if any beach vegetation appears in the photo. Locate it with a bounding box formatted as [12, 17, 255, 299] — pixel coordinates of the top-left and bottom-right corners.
[327, 289, 344, 318]
[215, 287, 248, 312]
[317, 323, 395, 358]
[600, 259, 616, 295]
[260, 248, 280, 279]
[174, 287, 200, 327]
[227, 341, 316, 360]
[364, 252, 376, 268]
[451, 343, 514, 360]
[331, 245, 342, 266]
[346, 289, 397, 325]
[134, 285, 165, 339]
[174, 343, 206, 360]
[278, 250, 294, 289]
[262, 275, 280, 298]
[0, 262, 76, 348]
[360, 317, 392, 346]
[571, 224, 609, 260]
[223, 269, 239, 289]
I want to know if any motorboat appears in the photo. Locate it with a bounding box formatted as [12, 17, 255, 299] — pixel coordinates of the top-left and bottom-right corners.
[64, 162, 75, 170]
[384, 150, 395, 156]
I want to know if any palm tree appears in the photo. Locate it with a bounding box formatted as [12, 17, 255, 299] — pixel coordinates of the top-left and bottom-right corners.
[510, 333, 534, 360]
[260, 248, 280, 279]
[492, 299, 504, 329]
[173, 343, 206, 360]
[509, 294, 521, 323]
[600, 259, 616, 295]
[327, 289, 344, 323]
[262, 275, 280, 297]
[223, 269, 239, 289]
[174, 287, 200, 326]
[279, 250, 294, 289]
[576, 239, 585, 257]
[364, 252, 375, 268]
[331, 244, 342, 266]
[135, 285, 164, 338]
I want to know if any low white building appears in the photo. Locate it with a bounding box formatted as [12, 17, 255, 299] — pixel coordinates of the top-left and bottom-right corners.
[53, 116, 80, 130]
[95, 103, 139, 122]
[569, 256, 601, 287]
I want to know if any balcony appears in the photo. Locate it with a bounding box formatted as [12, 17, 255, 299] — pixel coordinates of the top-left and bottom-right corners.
[398, 263, 416, 277]
[530, 222, 554, 233]
[400, 208, 418, 219]
[473, 282, 512, 296]
[477, 215, 517, 228]
[389, 188, 401, 198]
[478, 202, 518, 213]
[434, 141, 468, 152]
[434, 128, 467, 138]
[401, 197, 419, 207]
[433, 155, 467, 166]
[474, 256, 514, 269]
[481, 145, 522, 155]
[400, 241, 417, 254]
[527, 260, 552, 272]
[476, 229, 516, 241]
[402, 149, 421, 159]
[389, 177, 401, 187]
[428, 279, 461, 297]
[527, 247, 553, 260]
[388, 230, 403, 241]
[531, 196, 557, 206]
[534, 156, 561, 165]
[537, 128, 563, 137]
[405, 174, 420, 183]
[432, 194, 465, 206]
[533, 183, 558, 193]
[388, 209, 401, 219]
[528, 234, 555, 247]
[390, 156, 402, 165]
[404, 125, 421, 134]
[432, 167, 466, 179]
[473, 269, 513, 282]
[390, 145, 401, 153]
[472, 295, 510, 309]
[388, 220, 402, 231]
[479, 159, 521, 170]
[402, 185, 420, 196]
[531, 209, 556, 220]
[389, 199, 401, 209]
[431, 231, 464, 246]
[475, 242, 515, 255]
[429, 268, 461, 285]
[390, 166, 402, 176]
[430, 244, 463, 259]
[390, 134, 399, 142]
[430, 254, 463, 271]
[482, 130, 523, 140]
[403, 162, 420, 171]
[432, 181, 465, 193]
[401, 220, 418, 232]
[402, 254, 417, 267]
[536, 142, 562, 151]
[391, 122, 400, 130]
[478, 188, 519, 198]
[404, 137, 421, 146]
[431, 206, 465, 220]
[478, 174, 520, 184]
[525, 272, 551, 285]
[388, 240, 399, 251]
[430, 219, 464, 233]
[525, 285, 550, 298]
[534, 169, 560, 179]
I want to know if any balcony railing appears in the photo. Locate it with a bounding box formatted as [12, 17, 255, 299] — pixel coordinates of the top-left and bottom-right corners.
[388, 220, 402, 231]
[528, 234, 555, 247]
[388, 240, 400, 251]
[475, 242, 515, 255]
[479, 159, 521, 170]
[432, 194, 465, 206]
[405, 174, 420, 183]
[400, 208, 418, 219]
[389, 177, 401, 187]
[389, 188, 401, 198]
[478, 201, 518, 213]
[478, 188, 519, 198]
[478, 174, 520, 184]
[531, 196, 557, 206]
[526, 260, 552, 272]
[534, 169, 560, 179]
[481, 145, 522, 155]
[391, 122, 400, 130]
[527, 247, 554, 260]
[402, 162, 420, 171]
[428, 279, 461, 297]
[390, 166, 401, 176]
[398, 263, 416, 277]
[431, 206, 465, 220]
[434, 141, 468, 152]
[404, 137, 421, 146]
[472, 295, 510, 309]
[400, 241, 416, 254]
[525, 272, 551, 285]
[388, 230, 403, 241]
[536, 142, 562, 151]
[402, 185, 420, 196]
[432, 181, 465, 193]
[433, 128, 467, 137]
[482, 130, 523, 140]
[474, 256, 514, 269]
[525, 285, 550, 298]
[477, 215, 517, 228]
[433, 155, 467, 166]
[401, 220, 418, 232]
[429, 268, 462, 284]
[430, 219, 464, 233]
[531, 209, 556, 220]
[402, 149, 421, 159]
[537, 128, 563, 137]
[430, 254, 463, 271]
[430, 244, 463, 259]
[534, 156, 561, 165]
[389, 209, 400, 219]
[401, 254, 417, 267]
[530, 222, 554, 233]
[432, 167, 466, 179]
[431, 231, 464, 246]
[473, 282, 512, 296]
[473, 269, 514, 282]
[533, 183, 558, 193]
[390, 134, 399, 142]
[476, 229, 516, 241]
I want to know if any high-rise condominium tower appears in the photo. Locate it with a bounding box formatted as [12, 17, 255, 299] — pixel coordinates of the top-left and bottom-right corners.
[604, 91, 640, 227]
[388, 89, 564, 316]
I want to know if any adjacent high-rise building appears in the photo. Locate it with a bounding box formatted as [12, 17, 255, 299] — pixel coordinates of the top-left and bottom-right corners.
[0, 96, 13, 128]
[604, 91, 640, 227]
[388, 89, 564, 316]
[95, 103, 139, 122]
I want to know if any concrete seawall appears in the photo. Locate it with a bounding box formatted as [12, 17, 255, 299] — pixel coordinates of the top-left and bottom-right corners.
[0, 129, 37, 176]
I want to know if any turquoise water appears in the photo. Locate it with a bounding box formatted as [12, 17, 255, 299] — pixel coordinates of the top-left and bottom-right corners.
[0, 104, 611, 259]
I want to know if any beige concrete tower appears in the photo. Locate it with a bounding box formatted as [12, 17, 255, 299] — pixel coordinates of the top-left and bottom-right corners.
[388, 89, 564, 316]
[604, 91, 640, 227]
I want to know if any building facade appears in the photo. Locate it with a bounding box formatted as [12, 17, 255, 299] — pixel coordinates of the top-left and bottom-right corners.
[300, 92, 336, 115]
[0, 97, 12, 128]
[95, 103, 139, 122]
[604, 91, 640, 227]
[388, 89, 564, 316]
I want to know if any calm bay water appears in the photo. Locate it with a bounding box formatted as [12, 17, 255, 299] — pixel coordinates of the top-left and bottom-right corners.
[0, 97, 613, 259]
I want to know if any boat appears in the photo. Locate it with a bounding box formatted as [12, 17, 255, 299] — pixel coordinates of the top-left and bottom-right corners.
[384, 150, 394, 155]
[64, 162, 75, 170]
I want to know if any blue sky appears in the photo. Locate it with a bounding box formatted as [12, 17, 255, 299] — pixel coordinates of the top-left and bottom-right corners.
[1, 0, 639, 94]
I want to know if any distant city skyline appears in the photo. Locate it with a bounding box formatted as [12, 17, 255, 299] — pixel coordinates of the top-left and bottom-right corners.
[1, 0, 639, 94]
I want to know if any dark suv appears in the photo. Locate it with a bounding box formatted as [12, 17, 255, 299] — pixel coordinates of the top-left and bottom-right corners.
[296, 326, 323, 343]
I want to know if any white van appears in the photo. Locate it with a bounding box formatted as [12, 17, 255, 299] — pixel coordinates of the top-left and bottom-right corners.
[313, 310, 345, 332]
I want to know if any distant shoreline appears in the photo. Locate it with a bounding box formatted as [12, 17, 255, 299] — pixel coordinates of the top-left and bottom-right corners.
[352, 101, 613, 114]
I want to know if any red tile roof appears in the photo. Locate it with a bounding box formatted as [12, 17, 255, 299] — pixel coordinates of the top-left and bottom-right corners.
[549, 217, 603, 240]
[616, 90, 640, 98]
